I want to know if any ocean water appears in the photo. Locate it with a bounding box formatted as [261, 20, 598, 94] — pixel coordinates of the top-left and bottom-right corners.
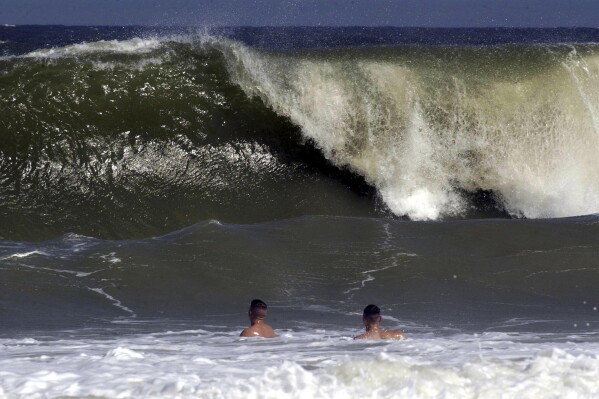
[2, 25, 599, 398]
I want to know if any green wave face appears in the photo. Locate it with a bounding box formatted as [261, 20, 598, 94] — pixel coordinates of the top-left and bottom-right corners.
[0, 40, 378, 241]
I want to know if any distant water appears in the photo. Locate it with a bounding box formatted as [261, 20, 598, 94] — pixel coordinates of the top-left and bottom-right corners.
[1, 25, 599, 398]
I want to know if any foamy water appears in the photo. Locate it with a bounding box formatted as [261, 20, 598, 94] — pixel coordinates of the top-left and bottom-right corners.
[2, 328, 599, 398]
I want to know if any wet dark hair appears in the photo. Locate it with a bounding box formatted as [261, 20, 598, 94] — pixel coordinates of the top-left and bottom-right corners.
[363, 304, 381, 323]
[250, 299, 267, 309]
[249, 299, 268, 320]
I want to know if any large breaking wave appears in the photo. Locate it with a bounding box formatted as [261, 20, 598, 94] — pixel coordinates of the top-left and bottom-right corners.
[221, 40, 599, 220]
[1, 34, 599, 239]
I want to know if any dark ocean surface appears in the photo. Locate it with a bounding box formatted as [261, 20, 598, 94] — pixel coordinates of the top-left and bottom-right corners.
[1, 25, 599, 335]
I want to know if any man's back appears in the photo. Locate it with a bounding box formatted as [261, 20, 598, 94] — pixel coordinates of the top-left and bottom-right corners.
[240, 323, 275, 338]
[355, 328, 405, 340]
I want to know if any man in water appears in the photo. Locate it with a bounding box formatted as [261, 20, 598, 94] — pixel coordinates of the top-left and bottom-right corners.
[354, 304, 406, 340]
[240, 299, 276, 338]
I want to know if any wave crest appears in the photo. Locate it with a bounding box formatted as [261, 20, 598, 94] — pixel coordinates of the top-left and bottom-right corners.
[222, 42, 599, 220]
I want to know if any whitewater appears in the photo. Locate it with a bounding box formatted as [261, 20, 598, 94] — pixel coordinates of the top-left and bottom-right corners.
[3, 329, 599, 398]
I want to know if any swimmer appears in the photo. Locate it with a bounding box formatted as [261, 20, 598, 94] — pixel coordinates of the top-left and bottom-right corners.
[354, 304, 406, 340]
[240, 299, 276, 338]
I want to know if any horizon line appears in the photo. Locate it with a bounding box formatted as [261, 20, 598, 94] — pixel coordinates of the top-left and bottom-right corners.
[3, 24, 599, 29]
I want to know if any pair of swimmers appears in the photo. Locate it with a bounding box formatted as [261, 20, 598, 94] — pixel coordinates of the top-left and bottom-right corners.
[240, 299, 406, 340]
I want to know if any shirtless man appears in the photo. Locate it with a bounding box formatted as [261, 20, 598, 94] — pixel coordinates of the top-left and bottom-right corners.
[240, 299, 276, 338]
[354, 304, 406, 340]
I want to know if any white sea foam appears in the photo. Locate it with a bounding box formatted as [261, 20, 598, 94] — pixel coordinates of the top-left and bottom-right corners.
[88, 287, 136, 317]
[19, 33, 204, 60]
[1, 251, 49, 260]
[91, 56, 165, 71]
[99, 252, 121, 264]
[1, 330, 599, 398]
[222, 41, 599, 220]
[104, 347, 144, 360]
[24, 38, 163, 58]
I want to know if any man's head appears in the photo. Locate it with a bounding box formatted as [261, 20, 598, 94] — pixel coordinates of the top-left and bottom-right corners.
[249, 299, 268, 321]
[362, 304, 382, 326]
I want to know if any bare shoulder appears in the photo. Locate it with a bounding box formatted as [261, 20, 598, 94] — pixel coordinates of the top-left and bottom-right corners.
[240, 327, 254, 337]
[262, 324, 276, 338]
[240, 327, 262, 337]
[241, 325, 276, 338]
[382, 329, 406, 340]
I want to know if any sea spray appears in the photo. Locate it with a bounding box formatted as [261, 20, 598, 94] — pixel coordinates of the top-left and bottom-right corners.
[222, 42, 599, 220]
